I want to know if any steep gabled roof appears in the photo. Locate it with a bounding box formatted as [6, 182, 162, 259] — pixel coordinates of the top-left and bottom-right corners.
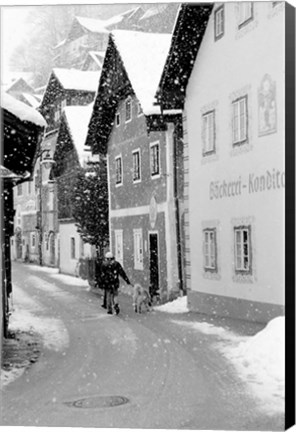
[85, 30, 172, 154]
[156, 3, 213, 110]
[52, 68, 101, 92]
[1, 90, 46, 127]
[63, 104, 93, 165]
[111, 30, 171, 115]
[104, 6, 143, 28]
[5, 77, 35, 94]
[74, 16, 110, 34]
[83, 51, 105, 70]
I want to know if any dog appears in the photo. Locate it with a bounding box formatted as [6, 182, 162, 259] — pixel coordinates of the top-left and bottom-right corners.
[133, 283, 152, 313]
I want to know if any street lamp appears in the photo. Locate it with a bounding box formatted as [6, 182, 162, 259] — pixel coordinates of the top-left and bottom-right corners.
[37, 149, 55, 266]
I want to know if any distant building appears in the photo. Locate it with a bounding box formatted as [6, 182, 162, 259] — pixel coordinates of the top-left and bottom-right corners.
[52, 104, 94, 276]
[1, 91, 46, 337]
[39, 68, 100, 132]
[86, 30, 185, 301]
[157, 2, 286, 322]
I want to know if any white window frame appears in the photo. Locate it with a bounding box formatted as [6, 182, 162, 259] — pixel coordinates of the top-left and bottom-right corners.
[214, 5, 224, 40]
[238, 2, 253, 27]
[115, 155, 123, 186]
[202, 110, 215, 155]
[203, 229, 217, 271]
[134, 229, 143, 270]
[132, 149, 141, 183]
[30, 232, 36, 248]
[48, 189, 54, 211]
[232, 96, 248, 145]
[150, 141, 160, 178]
[115, 230, 123, 265]
[234, 226, 251, 273]
[125, 97, 132, 123]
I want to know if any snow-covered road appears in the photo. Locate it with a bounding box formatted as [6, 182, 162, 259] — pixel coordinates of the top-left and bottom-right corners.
[1, 262, 285, 430]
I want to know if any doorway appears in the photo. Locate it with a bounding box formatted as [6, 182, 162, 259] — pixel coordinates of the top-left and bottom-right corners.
[149, 233, 159, 298]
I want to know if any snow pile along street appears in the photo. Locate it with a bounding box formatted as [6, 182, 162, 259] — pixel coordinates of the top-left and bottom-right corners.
[155, 296, 284, 415]
[219, 315, 285, 415]
[154, 295, 189, 313]
[1, 284, 69, 388]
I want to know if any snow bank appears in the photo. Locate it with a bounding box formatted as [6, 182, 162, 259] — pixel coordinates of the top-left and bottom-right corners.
[9, 285, 70, 352]
[1, 285, 69, 388]
[1, 91, 46, 127]
[26, 264, 59, 274]
[154, 295, 189, 313]
[219, 316, 285, 414]
[50, 273, 90, 287]
[173, 315, 285, 415]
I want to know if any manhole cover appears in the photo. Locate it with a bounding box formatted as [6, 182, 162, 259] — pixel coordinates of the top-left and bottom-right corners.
[64, 395, 129, 409]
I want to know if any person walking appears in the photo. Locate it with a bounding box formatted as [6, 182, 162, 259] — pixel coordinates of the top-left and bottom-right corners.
[100, 251, 133, 315]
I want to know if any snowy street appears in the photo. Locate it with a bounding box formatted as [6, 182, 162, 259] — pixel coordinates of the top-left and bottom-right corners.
[1, 262, 284, 430]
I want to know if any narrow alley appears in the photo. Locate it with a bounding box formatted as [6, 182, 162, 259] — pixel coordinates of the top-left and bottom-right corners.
[1, 262, 284, 430]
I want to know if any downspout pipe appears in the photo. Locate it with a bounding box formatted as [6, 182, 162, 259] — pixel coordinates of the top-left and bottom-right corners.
[173, 118, 184, 294]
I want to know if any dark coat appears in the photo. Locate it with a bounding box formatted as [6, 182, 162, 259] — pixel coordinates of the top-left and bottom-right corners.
[99, 259, 131, 291]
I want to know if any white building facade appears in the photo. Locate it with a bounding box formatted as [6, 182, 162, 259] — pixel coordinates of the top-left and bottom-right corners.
[183, 2, 285, 322]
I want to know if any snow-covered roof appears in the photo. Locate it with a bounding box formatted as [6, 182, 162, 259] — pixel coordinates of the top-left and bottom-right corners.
[87, 51, 105, 67]
[0, 165, 20, 179]
[75, 16, 109, 34]
[21, 93, 40, 109]
[1, 91, 46, 127]
[53, 68, 101, 92]
[53, 38, 67, 50]
[104, 7, 139, 27]
[63, 104, 93, 164]
[111, 30, 172, 115]
[139, 5, 168, 21]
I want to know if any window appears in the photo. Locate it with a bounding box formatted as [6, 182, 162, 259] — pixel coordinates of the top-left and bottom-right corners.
[214, 5, 224, 40]
[132, 150, 141, 182]
[232, 96, 248, 145]
[45, 233, 49, 251]
[16, 205, 21, 226]
[115, 230, 123, 265]
[203, 229, 217, 271]
[150, 142, 160, 177]
[125, 97, 132, 122]
[238, 2, 253, 27]
[234, 226, 251, 273]
[17, 184, 23, 196]
[31, 233, 36, 248]
[71, 237, 76, 259]
[115, 156, 122, 185]
[134, 229, 143, 270]
[48, 190, 54, 211]
[115, 112, 120, 127]
[202, 110, 215, 155]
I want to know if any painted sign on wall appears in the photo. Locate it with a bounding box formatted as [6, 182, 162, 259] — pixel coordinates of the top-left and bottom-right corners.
[210, 169, 285, 200]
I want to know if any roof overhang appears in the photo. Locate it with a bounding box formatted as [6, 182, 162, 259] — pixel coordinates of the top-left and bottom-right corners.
[156, 3, 213, 111]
